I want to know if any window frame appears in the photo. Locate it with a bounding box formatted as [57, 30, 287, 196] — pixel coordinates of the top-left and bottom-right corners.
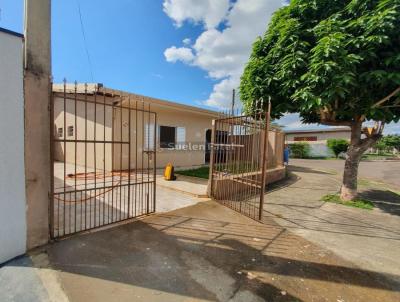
[159, 125, 176, 149]
[67, 125, 74, 137]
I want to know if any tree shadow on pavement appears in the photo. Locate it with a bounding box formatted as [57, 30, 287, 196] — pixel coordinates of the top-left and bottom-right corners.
[360, 189, 400, 216]
[288, 165, 336, 175]
[23, 208, 400, 302]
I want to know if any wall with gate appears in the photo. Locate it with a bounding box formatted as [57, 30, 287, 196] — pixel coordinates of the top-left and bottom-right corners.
[0, 30, 26, 263]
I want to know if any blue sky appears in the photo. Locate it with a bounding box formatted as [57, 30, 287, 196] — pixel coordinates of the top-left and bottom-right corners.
[1, 0, 213, 106]
[1, 0, 399, 133]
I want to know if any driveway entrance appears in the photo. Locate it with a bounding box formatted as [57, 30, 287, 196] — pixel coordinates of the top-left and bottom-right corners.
[50, 83, 157, 238]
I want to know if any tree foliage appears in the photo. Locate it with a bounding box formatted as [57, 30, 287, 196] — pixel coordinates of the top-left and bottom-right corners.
[289, 142, 311, 158]
[327, 139, 349, 157]
[374, 134, 400, 152]
[240, 0, 400, 125]
[240, 0, 400, 200]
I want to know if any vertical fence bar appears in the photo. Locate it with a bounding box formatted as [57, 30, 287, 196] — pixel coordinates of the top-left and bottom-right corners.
[135, 101, 138, 217]
[63, 80, 67, 236]
[94, 85, 97, 227]
[119, 94, 123, 220]
[74, 82, 78, 233]
[49, 83, 55, 239]
[259, 100, 271, 220]
[208, 119, 216, 197]
[127, 96, 131, 218]
[153, 112, 157, 213]
[103, 88, 106, 224]
[84, 83, 88, 230]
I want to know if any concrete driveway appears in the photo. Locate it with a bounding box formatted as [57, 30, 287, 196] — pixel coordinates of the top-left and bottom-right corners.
[2, 200, 400, 302]
[1, 160, 399, 301]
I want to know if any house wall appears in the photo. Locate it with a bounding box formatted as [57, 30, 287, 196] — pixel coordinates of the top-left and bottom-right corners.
[0, 31, 26, 263]
[286, 130, 350, 157]
[53, 95, 114, 172]
[54, 94, 286, 171]
[285, 130, 351, 143]
[53, 94, 216, 171]
[113, 104, 215, 170]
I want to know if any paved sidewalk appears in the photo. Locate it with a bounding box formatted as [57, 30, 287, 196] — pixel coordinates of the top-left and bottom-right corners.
[291, 158, 400, 188]
[263, 164, 400, 285]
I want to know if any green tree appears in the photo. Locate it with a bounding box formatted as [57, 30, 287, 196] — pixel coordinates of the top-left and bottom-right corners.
[327, 139, 349, 158]
[289, 142, 311, 158]
[381, 134, 400, 151]
[240, 0, 400, 200]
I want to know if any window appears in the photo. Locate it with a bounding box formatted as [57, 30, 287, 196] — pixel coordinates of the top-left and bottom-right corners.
[294, 136, 317, 142]
[57, 127, 63, 138]
[144, 123, 155, 150]
[67, 126, 74, 137]
[159, 126, 176, 148]
[176, 127, 186, 149]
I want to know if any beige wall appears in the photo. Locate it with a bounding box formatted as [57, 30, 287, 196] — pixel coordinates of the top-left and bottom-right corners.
[53, 93, 216, 171]
[113, 103, 214, 170]
[53, 95, 114, 172]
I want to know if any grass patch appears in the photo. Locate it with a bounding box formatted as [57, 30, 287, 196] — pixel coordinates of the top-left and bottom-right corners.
[321, 194, 375, 210]
[175, 166, 210, 179]
[362, 153, 399, 160]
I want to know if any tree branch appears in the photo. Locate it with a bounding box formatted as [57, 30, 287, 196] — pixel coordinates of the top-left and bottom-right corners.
[372, 86, 400, 108]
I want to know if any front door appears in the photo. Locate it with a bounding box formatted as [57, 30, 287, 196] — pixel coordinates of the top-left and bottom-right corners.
[205, 129, 212, 163]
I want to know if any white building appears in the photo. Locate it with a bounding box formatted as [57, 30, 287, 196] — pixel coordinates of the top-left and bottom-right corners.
[285, 127, 351, 157]
[0, 27, 26, 263]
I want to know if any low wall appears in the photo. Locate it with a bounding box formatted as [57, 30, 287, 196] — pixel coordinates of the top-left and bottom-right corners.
[211, 166, 286, 200]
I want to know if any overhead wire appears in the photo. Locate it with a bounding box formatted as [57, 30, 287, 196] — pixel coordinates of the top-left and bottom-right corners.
[76, 0, 95, 82]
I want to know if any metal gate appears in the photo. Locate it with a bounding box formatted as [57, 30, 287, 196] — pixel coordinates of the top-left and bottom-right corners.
[208, 103, 270, 221]
[50, 81, 157, 239]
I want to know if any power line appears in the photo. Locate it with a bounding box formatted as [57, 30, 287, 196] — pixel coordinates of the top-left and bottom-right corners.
[76, 0, 94, 82]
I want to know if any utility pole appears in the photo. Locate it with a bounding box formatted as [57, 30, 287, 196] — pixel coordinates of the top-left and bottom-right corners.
[24, 0, 51, 249]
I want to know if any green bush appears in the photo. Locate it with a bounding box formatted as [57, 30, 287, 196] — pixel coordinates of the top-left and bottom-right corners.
[289, 142, 310, 159]
[327, 139, 349, 158]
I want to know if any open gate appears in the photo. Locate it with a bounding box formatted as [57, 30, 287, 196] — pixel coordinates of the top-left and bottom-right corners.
[208, 104, 270, 221]
[50, 82, 157, 239]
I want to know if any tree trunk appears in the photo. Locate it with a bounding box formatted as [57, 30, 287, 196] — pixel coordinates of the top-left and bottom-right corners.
[340, 122, 362, 200]
[340, 122, 380, 201]
[340, 147, 362, 201]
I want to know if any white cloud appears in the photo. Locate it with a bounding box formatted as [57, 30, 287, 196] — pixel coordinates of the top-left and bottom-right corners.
[182, 38, 191, 45]
[163, 0, 230, 29]
[163, 0, 283, 109]
[164, 46, 194, 63]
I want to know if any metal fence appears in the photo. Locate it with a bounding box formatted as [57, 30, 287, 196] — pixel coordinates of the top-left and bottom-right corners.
[208, 104, 272, 221]
[50, 81, 157, 239]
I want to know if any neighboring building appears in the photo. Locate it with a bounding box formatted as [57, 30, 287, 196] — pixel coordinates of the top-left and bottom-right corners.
[0, 28, 26, 263]
[285, 127, 351, 157]
[52, 84, 220, 170]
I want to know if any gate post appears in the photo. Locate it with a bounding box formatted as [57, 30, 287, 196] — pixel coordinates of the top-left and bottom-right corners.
[207, 119, 216, 198]
[258, 101, 271, 220]
[24, 0, 52, 248]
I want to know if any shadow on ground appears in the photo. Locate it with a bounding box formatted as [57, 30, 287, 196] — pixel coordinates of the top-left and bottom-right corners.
[288, 165, 335, 175]
[17, 201, 400, 302]
[360, 189, 400, 216]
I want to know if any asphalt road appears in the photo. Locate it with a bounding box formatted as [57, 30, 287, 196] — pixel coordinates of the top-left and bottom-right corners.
[291, 158, 400, 188]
